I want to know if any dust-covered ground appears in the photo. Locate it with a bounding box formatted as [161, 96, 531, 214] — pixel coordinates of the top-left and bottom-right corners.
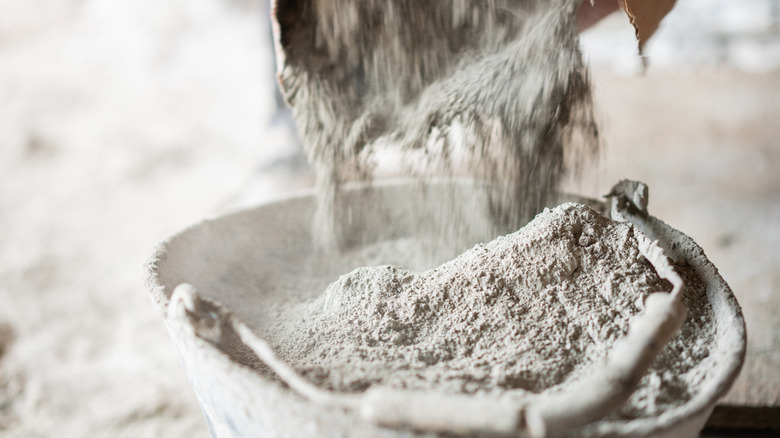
[0, 0, 778, 436]
[0, 1, 298, 436]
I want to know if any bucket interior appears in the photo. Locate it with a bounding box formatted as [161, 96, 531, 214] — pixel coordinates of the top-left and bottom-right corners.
[147, 181, 745, 437]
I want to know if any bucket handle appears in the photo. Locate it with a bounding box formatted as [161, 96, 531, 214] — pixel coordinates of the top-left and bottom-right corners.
[168, 180, 687, 437]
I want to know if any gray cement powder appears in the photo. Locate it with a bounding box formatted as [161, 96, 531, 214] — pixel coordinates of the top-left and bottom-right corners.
[275, 0, 599, 250]
[269, 0, 713, 424]
[268, 204, 715, 419]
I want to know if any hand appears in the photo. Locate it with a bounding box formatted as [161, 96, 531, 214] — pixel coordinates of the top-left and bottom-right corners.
[577, 0, 620, 32]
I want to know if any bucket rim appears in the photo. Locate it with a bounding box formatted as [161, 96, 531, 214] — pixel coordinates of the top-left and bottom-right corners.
[145, 179, 746, 437]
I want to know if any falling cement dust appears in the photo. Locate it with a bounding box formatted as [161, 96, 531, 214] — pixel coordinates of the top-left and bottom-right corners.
[275, 0, 599, 252]
[265, 0, 708, 424]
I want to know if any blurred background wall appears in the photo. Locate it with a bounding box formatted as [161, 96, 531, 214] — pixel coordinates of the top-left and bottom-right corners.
[584, 0, 780, 72]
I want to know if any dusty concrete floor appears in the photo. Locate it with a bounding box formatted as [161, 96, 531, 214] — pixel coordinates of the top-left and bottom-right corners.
[0, 1, 778, 436]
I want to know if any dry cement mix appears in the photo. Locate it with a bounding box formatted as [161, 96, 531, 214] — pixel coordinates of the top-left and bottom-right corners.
[267, 204, 714, 419]
[275, 0, 599, 250]
[267, 0, 711, 423]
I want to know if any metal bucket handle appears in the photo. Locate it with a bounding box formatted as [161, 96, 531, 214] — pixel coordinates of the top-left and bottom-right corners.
[166, 180, 687, 437]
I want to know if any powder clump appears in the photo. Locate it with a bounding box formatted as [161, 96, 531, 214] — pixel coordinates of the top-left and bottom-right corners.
[269, 204, 709, 416]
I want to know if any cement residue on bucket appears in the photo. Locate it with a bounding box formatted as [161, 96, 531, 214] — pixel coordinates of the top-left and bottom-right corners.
[266, 203, 715, 419]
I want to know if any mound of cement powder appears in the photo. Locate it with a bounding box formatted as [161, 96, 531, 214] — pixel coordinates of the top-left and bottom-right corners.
[269, 203, 715, 418]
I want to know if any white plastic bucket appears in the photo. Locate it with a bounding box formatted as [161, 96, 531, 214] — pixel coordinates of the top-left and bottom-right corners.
[145, 180, 745, 437]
